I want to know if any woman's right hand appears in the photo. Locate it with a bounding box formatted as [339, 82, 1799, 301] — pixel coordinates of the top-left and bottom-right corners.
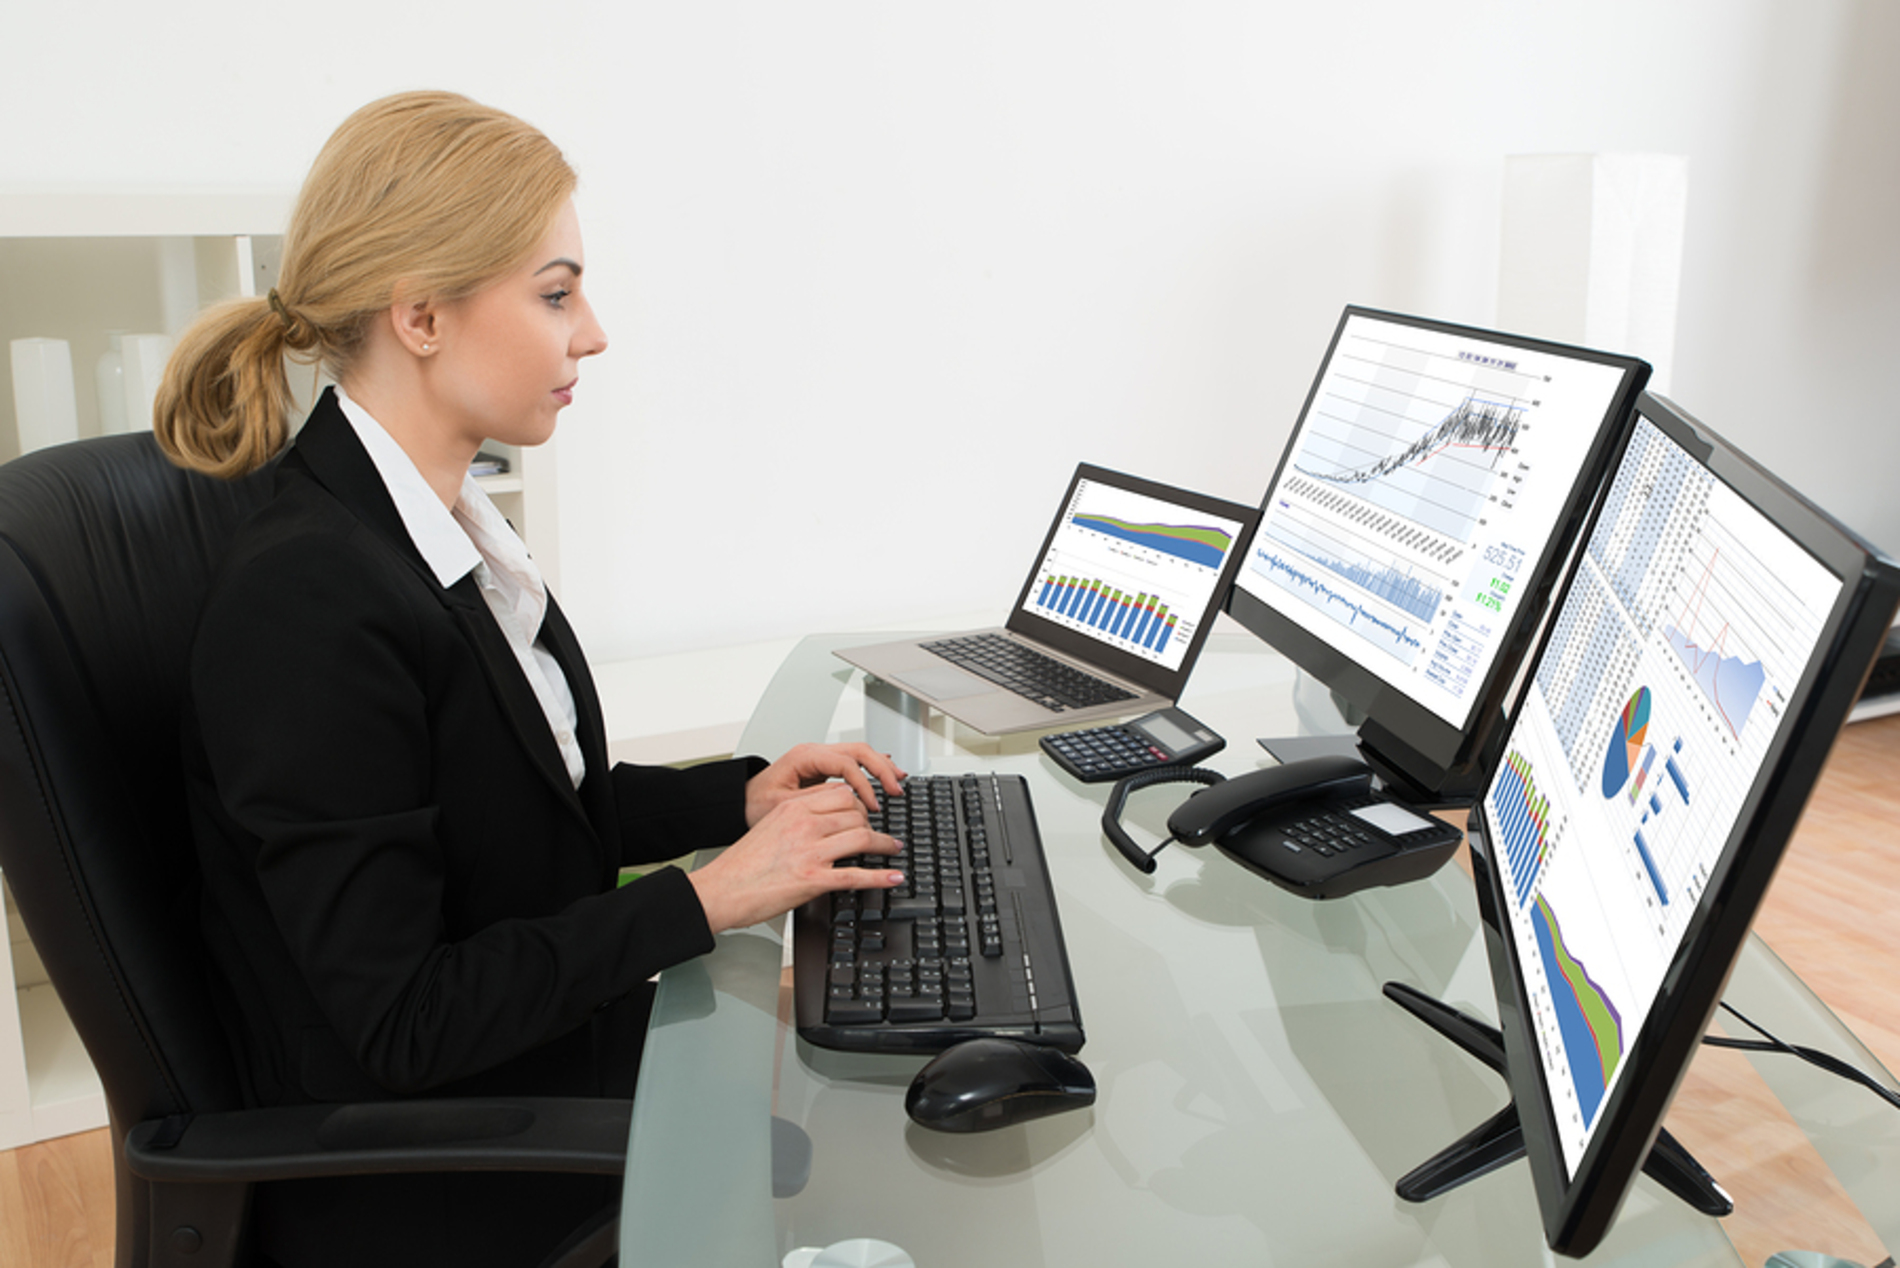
[686, 783, 902, 934]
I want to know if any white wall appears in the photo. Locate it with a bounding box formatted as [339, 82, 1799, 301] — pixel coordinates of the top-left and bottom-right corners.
[5, 1, 1895, 662]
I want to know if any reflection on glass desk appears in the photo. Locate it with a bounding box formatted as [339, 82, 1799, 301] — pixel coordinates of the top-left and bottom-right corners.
[620, 631, 1900, 1267]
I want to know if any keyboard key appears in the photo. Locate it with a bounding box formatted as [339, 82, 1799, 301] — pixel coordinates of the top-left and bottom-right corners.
[888, 996, 944, 1023]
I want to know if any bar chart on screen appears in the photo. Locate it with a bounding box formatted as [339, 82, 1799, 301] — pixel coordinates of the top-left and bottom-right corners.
[1032, 574, 1180, 652]
[1023, 474, 1247, 673]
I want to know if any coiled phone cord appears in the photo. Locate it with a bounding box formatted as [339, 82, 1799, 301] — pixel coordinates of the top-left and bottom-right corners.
[1101, 766, 1226, 874]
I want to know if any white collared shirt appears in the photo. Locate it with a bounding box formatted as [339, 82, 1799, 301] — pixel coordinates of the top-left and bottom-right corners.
[335, 388, 586, 789]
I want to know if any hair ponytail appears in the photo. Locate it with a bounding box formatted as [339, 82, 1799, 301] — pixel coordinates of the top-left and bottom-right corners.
[153, 294, 307, 479]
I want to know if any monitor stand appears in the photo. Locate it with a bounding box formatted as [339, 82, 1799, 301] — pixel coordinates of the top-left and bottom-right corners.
[1256, 733, 1361, 767]
[1382, 981, 1732, 1217]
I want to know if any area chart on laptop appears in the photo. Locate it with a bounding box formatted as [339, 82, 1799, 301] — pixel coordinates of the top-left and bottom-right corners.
[1245, 316, 1632, 725]
[1022, 474, 1249, 674]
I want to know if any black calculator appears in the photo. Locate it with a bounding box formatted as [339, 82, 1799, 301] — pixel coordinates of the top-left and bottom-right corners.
[1039, 707, 1226, 783]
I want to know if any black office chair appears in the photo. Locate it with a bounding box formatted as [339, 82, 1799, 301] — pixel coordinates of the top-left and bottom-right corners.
[0, 434, 628, 1268]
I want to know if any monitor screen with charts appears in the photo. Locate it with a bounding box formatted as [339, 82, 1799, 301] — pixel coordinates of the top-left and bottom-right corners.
[1455, 392, 1899, 1255]
[1226, 306, 1650, 803]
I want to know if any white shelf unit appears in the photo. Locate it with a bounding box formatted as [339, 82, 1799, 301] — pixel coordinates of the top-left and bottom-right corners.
[1, 188, 288, 451]
[0, 188, 554, 1148]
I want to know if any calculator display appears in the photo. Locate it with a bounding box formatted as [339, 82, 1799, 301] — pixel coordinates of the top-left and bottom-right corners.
[1139, 713, 1196, 752]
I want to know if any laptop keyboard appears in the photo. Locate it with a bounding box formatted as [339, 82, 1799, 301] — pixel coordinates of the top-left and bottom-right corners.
[793, 772, 1084, 1053]
[921, 633, 1136, 712]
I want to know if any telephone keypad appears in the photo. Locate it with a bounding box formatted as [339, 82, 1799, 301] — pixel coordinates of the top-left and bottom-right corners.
[1282, 810, 1378, 857]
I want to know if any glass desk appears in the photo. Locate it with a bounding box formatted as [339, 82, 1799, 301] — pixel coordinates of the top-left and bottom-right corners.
[621, 632, 1900, 1266]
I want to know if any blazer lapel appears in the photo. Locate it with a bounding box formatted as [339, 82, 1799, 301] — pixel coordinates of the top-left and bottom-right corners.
[291, 392, 600, 838]
[538, 597, 622, 859]
[441, 578, 596, 829]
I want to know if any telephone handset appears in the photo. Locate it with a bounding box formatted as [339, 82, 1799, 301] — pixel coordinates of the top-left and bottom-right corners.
[1104, 753, 1465, 898]
[1166, 754, 1373, 846]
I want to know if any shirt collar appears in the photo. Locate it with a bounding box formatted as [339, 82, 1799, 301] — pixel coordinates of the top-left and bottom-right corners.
[334, 386, 483, 590]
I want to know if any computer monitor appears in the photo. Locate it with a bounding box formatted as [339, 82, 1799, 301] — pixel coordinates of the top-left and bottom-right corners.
[1395, 392, 1900, 1256]
[1225, 306, 1651, 804]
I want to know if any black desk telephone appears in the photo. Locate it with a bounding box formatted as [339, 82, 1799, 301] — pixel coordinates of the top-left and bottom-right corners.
[1103, 753, 1465, 899]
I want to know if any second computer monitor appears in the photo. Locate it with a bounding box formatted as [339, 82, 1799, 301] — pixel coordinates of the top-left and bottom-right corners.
[1457, 391, 1899, 1254]
[1226, 306, 1650, 804]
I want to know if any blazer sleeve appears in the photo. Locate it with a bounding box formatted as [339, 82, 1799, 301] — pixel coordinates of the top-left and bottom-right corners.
[610, 756, 768, 866]
[189, 521, 718, 1095]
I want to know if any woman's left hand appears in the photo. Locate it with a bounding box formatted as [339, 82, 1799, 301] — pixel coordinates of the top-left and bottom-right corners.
[745, 742, 907, 826]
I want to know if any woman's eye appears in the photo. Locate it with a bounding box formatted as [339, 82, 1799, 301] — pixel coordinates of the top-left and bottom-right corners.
[543, 288, 571, 308]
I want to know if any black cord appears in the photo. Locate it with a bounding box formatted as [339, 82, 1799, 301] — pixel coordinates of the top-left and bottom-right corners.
[1702, 1003, 1898, 1267]
[1101, 766, 1226, 874]
[1702, 1001, 1900, 1112]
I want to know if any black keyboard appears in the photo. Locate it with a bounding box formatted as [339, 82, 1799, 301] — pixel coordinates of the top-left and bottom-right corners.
[920, 633, 1136, 712]
[793, 773, 1085, 1054]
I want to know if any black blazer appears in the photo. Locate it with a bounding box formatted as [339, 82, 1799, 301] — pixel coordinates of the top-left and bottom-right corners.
[183, 389, 757, 1111]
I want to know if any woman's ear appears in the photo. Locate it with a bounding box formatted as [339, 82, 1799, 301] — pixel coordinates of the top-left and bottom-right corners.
[388, 295, 441, 358]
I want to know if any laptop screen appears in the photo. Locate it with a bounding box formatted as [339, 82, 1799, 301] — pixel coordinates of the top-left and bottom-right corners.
[1011, 465, 1254, 678]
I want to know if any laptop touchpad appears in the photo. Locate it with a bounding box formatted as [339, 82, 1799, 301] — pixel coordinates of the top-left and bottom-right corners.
[892, 665, 993, 701]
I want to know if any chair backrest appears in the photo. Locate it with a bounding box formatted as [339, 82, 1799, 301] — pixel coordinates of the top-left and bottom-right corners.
[0, 433, 273, 1131]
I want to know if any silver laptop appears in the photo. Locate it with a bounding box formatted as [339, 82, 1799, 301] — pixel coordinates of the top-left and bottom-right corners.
[835, 464, 1260, 735]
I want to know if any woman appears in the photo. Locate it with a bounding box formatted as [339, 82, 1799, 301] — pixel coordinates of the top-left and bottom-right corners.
[158, 91, 904, 1267]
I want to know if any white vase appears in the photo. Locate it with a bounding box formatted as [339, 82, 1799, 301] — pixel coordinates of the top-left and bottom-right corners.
[95, 332, 129, 434]
[10, 337, 80, 454]
[118, 332, 172, 433]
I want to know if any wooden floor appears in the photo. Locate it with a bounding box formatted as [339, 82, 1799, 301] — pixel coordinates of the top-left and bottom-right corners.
[1666, 711, 1900, 1268]
[5, 716, 1899, 1268]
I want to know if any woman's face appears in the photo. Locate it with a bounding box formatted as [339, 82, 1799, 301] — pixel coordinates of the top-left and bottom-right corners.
[429, 199, 608, 449]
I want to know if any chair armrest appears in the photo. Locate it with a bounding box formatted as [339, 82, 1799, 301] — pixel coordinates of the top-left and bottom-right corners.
[125, 1097, 633, 1183]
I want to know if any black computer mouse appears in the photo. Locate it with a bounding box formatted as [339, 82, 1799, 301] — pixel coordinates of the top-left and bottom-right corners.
[904, 1037, 1095, 1133]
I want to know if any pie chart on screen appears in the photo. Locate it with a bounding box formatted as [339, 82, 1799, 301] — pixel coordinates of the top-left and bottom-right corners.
[1602, 686, 1651, 799]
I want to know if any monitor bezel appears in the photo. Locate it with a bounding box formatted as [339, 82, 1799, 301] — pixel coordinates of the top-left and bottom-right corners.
[1468, 391, 1900, 1256]
[1223, 305, 1652, 799]
[1003, 461, 1262, 700]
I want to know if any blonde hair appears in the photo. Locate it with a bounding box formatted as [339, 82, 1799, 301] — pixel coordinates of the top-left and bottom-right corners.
[156, 91, 577, 478]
